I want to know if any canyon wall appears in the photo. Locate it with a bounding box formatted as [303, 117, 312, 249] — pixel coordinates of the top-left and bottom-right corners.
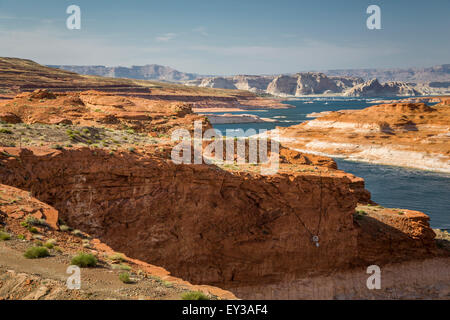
[0, 147, 369, 287]
[0, 146, 439, 292]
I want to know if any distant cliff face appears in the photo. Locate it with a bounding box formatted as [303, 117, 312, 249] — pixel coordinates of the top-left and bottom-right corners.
[48, 64, 198, 82]
[188, 73, 364, 97]
[267, 73, 363, 96]
[186, 72, 449, 97]
[322, 64, 450, 83]
[343, 79, 420, 97]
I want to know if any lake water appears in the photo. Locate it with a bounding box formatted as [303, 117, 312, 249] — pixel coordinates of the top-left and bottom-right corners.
[206, 97, 450, 230]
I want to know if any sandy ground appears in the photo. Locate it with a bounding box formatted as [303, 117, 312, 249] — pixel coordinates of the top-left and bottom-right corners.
[0, 241, 187, 300]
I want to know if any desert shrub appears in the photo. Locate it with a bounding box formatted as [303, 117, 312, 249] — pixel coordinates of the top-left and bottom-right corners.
[109, 253, 125, 262]
[24, 246, 50, 259]
[181, 291, 210, 300]
[51, 144, 63, 150]
[0, 231, 11, 241]
[82, 239, 91, 248]
[44, 239, 57, 249]
[0, 128, 13, 134]
[112, 264, 131, 271]
[353, 210, 367, 220]
[59, 225, 70, 232]
[25, 215, 49, 227]
[119, 272, 132, 284]
[71, 229, 83, 237]
[28, 226, 38, 233]
[17, 234, 25, 240]
[71, 253, 97, 268]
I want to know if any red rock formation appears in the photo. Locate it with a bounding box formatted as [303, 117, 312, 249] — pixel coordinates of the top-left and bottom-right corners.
[0, 90, 210, 134]
[0, 147, 438, 289]
[0, 183, 236, 299]
[277, 101, 450, 172]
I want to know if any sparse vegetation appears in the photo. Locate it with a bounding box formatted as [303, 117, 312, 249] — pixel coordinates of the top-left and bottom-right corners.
[24, 246, 50, 259]
[354, 210, 367, 220]
[0, 231, 11, 241]
[25, 215, 49, 227]
[112, 264, 131, 271]
[71, 229, 83, 237]
[181, 291, 210, 300]
[0, 128, 13, 134]
[71, 252, 97, 268]
[60, 225, 70, 232]
[109, 253, 125, 262]
[119, 272, 133, 284]
[44, 239, 57, 249]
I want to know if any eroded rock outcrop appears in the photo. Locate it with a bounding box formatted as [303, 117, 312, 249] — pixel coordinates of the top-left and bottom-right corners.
[0, 90, 209, 134]
[190, 73, 364, 97]
[275, 100, 450, 172]
[344, 79, 420, 97]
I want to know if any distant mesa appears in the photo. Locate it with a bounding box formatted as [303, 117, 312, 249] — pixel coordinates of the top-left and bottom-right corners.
[185, 64, 450, 97]
[343, 78, 420, 97]
[45, 61, 450, 97]
[48, 64, 199, 82]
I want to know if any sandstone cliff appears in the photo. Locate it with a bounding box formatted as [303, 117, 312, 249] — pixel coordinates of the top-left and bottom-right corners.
[188, 72, 365, 97]
[187, 73, 431, 97]
[344, 78, 420, 97]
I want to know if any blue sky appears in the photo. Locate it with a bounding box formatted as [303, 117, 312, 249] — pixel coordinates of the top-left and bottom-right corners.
[0, 0, 449, 75]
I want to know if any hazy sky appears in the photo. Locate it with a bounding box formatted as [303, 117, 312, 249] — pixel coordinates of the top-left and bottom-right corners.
[0, 0, 449, 75]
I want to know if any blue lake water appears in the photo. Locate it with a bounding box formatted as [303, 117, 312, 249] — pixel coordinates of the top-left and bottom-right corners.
[206, 97, 450, 230]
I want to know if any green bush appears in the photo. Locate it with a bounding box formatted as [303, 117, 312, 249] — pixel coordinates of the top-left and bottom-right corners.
[28, 226, 38, 233]
[119, 272, 132, 284]
[0, 231, 11, 241]
[181, 291, 210, 300]
[112, 264, 131, 271]
[25, 215, 49, 227]
[71, 253, 97, 268]
[24, 246, 50, 259]
[44, 239, 57, 249]
[109, 253, 125, 262]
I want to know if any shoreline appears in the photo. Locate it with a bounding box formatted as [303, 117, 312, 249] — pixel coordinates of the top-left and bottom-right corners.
[288, 144, 450, 174]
